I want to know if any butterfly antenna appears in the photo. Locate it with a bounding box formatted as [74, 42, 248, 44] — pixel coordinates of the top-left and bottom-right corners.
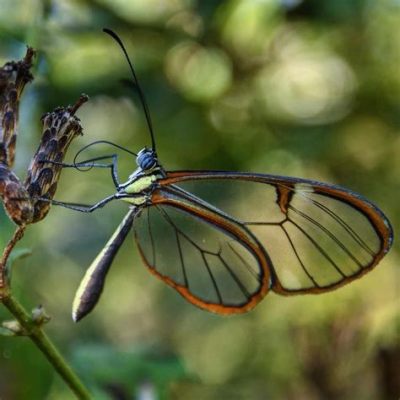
[74, 140, 137, 170]
[103, 28, 157, 153]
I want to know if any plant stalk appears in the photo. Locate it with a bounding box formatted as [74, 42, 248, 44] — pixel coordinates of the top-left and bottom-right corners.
[2, 294, 92, 400]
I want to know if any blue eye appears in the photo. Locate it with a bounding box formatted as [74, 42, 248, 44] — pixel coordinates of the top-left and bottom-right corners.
[136, 148, 157, 170]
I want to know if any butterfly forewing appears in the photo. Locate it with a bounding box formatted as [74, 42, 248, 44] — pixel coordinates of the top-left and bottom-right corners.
[157, 172, 392, 298]
[134, 190, 271, 314]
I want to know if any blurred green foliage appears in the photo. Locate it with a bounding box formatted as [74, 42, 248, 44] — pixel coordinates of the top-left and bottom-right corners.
[0, 0, 399, 399]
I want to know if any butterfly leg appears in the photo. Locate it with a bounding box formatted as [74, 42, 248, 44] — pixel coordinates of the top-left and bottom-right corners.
[38, 191, 141, 213]
[42, 154, 121, 187]
[39, 193, 118, 213]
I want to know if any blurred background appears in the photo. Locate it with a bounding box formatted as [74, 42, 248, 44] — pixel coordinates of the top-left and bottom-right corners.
[0, 0, 399, 399]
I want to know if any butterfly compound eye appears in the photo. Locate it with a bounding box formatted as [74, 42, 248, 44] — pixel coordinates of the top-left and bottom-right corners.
[136, 148, 157, 170]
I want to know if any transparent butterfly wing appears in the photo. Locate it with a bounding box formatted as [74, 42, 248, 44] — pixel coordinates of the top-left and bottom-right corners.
[153, 172, 392, 297]
[134, 188, 271, 314]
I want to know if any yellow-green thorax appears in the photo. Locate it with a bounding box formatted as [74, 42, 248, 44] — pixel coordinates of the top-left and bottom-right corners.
[120, 172, 159, 206]
[124, 174, 157, 194]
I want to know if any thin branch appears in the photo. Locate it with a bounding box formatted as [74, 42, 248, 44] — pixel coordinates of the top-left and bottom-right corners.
[2, 294, 91, 400]
[0, 228, 92, 399]
[0, 226, 26, 296]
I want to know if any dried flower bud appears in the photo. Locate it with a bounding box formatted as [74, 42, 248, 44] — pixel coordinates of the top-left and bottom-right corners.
[0, 165, 33, 225]
[25, 94, 88, 223]
[0, 47, 35, 167]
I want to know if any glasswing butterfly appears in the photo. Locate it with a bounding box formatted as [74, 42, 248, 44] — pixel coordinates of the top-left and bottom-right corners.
[49, 29, 393, 322]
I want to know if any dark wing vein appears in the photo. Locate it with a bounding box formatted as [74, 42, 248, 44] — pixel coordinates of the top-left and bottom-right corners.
[147, 207, 156, 266]
[201, 252, 223, 304]
[288, 217, 347, 278]
[156, 205, 254, 303]
[227, 241, 261, 282]
[307, 196, 375, 256]
[175, 227, 188, 287]
[157, 205, 203, 250]
[288, 205, 363, 269]
[218, 254, 252, 299]
[281, 223, 320, 287]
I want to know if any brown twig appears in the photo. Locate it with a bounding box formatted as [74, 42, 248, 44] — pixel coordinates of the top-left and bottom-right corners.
[0, 225, 26, 297]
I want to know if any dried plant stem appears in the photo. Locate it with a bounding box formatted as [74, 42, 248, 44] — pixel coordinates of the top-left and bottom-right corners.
[0, 228, 92, 399]
[2, 294, 91, 400]
[0, 226, 26, 294]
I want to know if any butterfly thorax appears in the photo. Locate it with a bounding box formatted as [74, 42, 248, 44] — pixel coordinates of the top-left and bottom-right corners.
[118, 147, 163, 206]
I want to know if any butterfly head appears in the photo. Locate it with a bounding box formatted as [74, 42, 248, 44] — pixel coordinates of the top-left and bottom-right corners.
[136, 147, 158, 171]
